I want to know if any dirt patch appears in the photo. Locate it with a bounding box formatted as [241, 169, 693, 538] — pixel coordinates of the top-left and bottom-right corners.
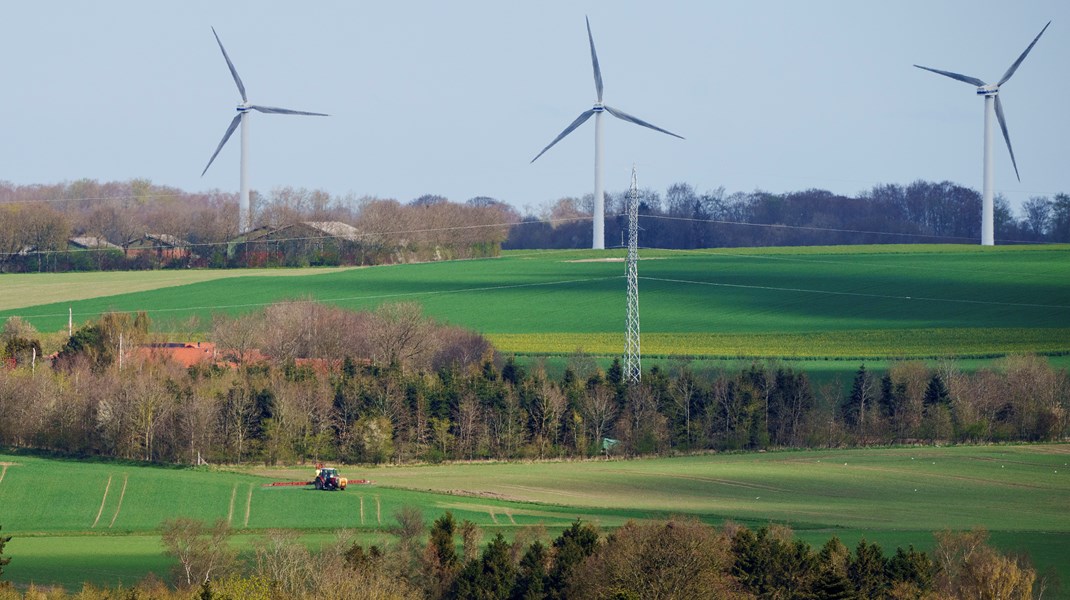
[109, 475, 128, 528]
[447, 489, 523, 502]
[244, 484, 254, 527]
[92, 475, 113, 528]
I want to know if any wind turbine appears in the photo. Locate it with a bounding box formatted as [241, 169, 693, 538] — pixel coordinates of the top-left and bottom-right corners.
[202, 27, 328, 234]
[914, 21, 1050, 246]
[531, 17, 683, 250]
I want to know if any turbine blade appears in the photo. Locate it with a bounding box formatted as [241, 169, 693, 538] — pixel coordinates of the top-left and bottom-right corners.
[913, 64, 986, 87]
[998, 20, 1051, 85]
[201, 114, 242, 176]
[994, 95, 1020, 182]
[603, 105, 685, 140]
[531, 109, 596, 163]
[212, 27, 247, 103]
[249, 105, 329, 116]
[586, 16, 603, 103]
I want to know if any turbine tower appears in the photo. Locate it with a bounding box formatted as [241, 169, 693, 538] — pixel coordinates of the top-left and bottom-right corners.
[202, 27, 328, 234]
[531, 17, 683, 250]
[624, 166, 641, 384]
[914, 21, 1050, 246]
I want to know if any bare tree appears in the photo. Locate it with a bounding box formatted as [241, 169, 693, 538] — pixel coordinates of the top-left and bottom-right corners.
[160, 518, 237, 587]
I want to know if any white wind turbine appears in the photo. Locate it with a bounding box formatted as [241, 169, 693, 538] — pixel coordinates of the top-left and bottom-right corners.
[914, 21, 1050, 246]
[201, 27, 328, 234]
[531, 17, 683, 250]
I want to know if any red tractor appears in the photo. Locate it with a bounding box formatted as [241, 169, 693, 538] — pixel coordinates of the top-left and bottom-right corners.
[313, 466, 346, 491]
[264, 463, 371, 490]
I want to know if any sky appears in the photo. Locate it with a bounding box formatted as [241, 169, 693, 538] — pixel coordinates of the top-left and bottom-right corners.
[2, 1, 1067, 215]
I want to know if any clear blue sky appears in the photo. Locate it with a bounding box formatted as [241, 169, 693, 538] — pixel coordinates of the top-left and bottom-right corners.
[2, 1, 1066, 214]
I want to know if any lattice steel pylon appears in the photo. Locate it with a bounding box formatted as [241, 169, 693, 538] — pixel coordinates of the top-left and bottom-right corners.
[624, 166, 641, 384]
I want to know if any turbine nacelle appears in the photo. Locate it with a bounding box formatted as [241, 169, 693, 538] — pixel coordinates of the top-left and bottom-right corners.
[592, 102, 606, 113]
[236, 103, 252, 113]
[976, 84, 1000, 97]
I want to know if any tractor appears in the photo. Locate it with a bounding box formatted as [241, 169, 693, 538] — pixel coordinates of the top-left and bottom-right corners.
[313, 466, 347, 491]
[263, 463, 371, 490]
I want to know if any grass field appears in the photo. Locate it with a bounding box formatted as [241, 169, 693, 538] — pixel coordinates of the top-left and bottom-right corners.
[2, 445, 1068, 592]
[2, 245, 1068, 363]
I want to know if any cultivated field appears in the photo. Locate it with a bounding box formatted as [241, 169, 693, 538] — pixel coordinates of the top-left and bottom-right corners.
[1, 445, 1068, 591]
[3, 245, 1069, 362]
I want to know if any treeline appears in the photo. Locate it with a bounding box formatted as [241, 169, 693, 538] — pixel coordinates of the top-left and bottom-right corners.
[4, 177, 1070, 273]
[505, 181, 1070, 249]
[0, 179, 512, 272]
[0, 516, 1044, 599]
[1, 304, 1067, 465]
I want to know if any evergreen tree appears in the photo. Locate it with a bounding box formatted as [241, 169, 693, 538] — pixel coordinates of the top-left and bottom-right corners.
[0, 525, 10, 580]
[811, 565, 853, 600]
[511, 541, 548, 600]
[887, 545, 933, 592]
[923, 374, 950, 407]
[547, 520, 599, 599]
[841, 365, 873, 433]
[848, 538, 888, 599]
[424, 512, 460, 597]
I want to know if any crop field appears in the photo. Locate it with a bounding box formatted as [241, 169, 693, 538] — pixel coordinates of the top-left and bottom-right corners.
[1, 445, 1068, 592]
[2, 245, 1069, 363]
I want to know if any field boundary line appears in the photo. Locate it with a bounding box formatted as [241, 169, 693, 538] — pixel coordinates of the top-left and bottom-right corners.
[92, 475, 112, 528]
[109, 474, 128, 528]
[243, 483, 253, 527]
[227, 483, 238, 525]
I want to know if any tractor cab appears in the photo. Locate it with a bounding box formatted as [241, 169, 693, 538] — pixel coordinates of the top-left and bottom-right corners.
[314, 466, 346, 491]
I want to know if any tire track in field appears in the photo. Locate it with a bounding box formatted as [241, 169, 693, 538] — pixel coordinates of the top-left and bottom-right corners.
[227, 483, 238, 525]
[109, 474, 128, 528]
[359, 496, 365, 525]
[92, 475, 113, 528]
[590, 468, 789, 493]
[243, 483, 253, 527]
[0, 464, 8, 484]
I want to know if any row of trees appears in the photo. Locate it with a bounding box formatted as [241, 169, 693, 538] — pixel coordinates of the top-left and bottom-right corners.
[0, 180, 513, 272]
[4, 177, 1069, 272]
[0, 515, 1043, 599]
[1, 305, 1067, 465]
[506, 181, 1070, 249]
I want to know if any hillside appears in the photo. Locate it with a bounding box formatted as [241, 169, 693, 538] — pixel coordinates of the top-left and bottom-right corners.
[1, 446, 1068, 591]
[3, 245, 1069, 361]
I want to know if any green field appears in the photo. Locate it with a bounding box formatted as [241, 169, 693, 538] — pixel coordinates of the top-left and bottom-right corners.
[2, 445, 1068, 592]
[2, 245, 1069, 362]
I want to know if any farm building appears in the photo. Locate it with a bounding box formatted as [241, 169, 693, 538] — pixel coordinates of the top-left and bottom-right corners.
[125, 233, 192, 261]
[67, 236, 122, 251]
[230, 221, 365, 267]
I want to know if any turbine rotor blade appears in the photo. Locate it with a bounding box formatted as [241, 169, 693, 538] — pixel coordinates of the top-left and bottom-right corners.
[913, 64, 986, 87]
[201, 114, 242, 176]
[586, 16, 603, 103]
[249, 105, 329, 116]
[531, 109, 596, 163]
[603, 105, 685, 140]
[998, 20, 1051, 85]
[211, 27, 247, 103]
[993, 95, 1020, 181]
